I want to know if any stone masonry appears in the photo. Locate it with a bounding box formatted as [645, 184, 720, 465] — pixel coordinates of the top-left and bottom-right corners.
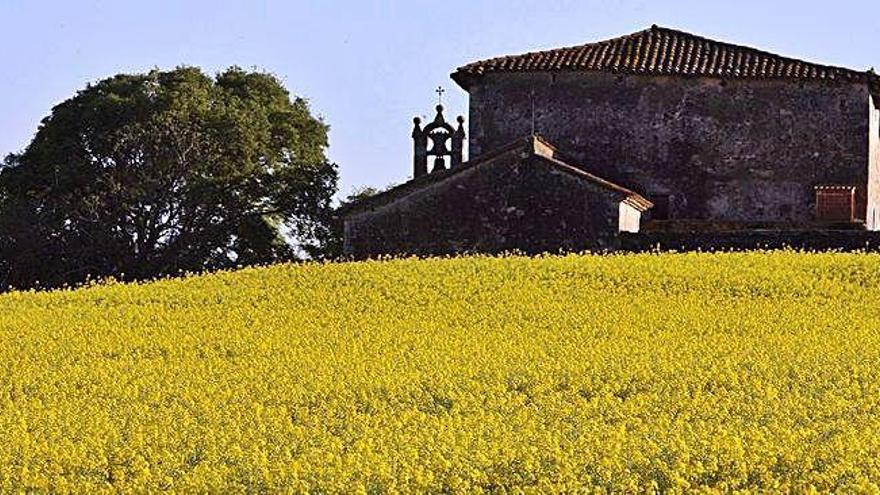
[454, 25, 880, 229]
[343, 26, 880, 258]
[464, 73, 874, 225]
[342, 137, 651, 257]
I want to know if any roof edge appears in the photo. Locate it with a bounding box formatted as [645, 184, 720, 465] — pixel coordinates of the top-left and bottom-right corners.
[528, 153, 653, 211]
[339, 135, 651, 216]
[452, 25, 879, 91]
[338, 136, 537, 216]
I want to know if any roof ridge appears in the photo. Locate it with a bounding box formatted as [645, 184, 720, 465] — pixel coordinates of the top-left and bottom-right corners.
[528, 153, 653, 210]
[452, 26, 878, 91]
[339, 135, 651, 216]
[458, 26, 655, 71]
[647, 25, 865, 75]
[338, 137, 535, 215]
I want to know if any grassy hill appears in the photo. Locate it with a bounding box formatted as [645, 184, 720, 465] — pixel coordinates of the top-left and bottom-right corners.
[2, 252, 880, 492]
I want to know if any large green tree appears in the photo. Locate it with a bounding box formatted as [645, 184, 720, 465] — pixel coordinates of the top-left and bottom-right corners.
[0, 67, 338, 290]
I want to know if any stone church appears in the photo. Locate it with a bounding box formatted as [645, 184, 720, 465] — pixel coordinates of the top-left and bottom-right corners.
[342, 25, 880, 257]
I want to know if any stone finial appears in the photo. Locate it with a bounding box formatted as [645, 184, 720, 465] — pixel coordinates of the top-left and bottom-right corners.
[451, 116, 466, 168]
[412, 102, 466, 177]
[412, 117, 427, 178]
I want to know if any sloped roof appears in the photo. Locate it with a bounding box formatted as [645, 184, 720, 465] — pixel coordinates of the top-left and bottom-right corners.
[339, 135, 652, 216]
[452, 25, 880, 91]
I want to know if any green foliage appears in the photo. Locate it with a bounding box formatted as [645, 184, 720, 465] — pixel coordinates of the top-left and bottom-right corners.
[0, 66, 338, 290]
[309, 185, 386, 261]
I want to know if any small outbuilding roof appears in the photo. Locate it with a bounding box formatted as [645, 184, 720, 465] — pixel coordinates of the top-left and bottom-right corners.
[339, 135, 652, 216]
[452, 25, 880, 92]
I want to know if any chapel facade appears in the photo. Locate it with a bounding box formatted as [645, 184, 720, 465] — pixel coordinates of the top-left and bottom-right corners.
[342, 25, 880, 257]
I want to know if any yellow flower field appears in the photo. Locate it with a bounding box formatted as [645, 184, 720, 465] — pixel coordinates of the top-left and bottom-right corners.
[2, 252, 880, 493]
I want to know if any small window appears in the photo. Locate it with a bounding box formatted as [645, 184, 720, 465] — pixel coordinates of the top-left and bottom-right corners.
[815, 186, 855, 222]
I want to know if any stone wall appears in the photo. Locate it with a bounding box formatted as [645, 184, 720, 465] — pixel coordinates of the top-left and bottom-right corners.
[619, 230, 880, 253]
[467, 72, 874, 227]
[343, 153, 625, 258]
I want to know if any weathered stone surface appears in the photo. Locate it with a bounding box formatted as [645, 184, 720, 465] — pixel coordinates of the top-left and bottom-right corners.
[345, 28, 880, 258]
[343, 144, 639, 258]
[467, 72, 877, 227]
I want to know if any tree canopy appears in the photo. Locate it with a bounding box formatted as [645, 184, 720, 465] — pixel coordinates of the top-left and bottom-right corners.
[0, 66, 338, 290]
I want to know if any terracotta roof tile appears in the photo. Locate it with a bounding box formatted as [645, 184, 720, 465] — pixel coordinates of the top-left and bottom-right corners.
[452, 25, 880, 92]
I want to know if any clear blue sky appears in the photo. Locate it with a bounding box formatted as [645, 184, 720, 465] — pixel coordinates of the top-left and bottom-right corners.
[1, 0, 878, 200]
